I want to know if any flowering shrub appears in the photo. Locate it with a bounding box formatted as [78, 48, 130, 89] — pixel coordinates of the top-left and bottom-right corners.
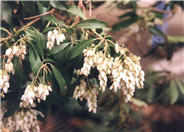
[0, 1, 145, 131]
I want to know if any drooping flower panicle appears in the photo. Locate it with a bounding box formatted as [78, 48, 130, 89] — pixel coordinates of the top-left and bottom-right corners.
[20, 83, 52, 108]
[73, 79, 98, 113]
[0, 70, 10, 96]
[74, 43, 145, 112]
[47, 29, 65, 50]
[1, 108, 42, 132]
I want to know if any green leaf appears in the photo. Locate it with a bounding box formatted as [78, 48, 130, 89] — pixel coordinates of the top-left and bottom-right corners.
[67, 5, 85, 19]
[131, 98, 147, 107]
[37, 1, 50, 14]
[48, 42, 70, 55]
[50, 1, 67, 11]
[29, 46, 42, 75]
[43, 15, 66, 26]
[75, 19, 107, 29]
[148, 26, 165, 38]
[168, 80, 179, 104]
[112, 17, 139, 31]
[22, 1, 37, 14]
[176, 79, 184, 95]
[167, 36, 184, 43]
[119, 11, 136, 19]
[69, 39, 95, 59]
[43, 58, 55, 63]
[42, 26, 55, 34]
[51, 65, 66, 94]
[53, 46, 71, 62]
[26, 28, 46, 58]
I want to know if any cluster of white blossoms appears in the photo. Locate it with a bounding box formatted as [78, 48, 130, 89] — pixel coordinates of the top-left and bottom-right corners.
[6, 45, 27, 62]
[0, 70, 10, 96]
[74, 43, 144, 112]
[0, 45, 27, 97]
[77, 47, 113, 92]
[47, 29, 65, 50]
[73, 79, 98, 113]
[4, 45, 26, 74]
[20, 83, 52, 107]
[2, 108, 42, 132]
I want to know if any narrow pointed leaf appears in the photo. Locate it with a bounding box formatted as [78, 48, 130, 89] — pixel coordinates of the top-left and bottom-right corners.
[67, 5, 85, 19]
[75, 19, 107, 29]
[51, 65, 66, 94]
[69, 39, 95, 59]
[48, 42, 70, 55]
[176, 79, 184, 95]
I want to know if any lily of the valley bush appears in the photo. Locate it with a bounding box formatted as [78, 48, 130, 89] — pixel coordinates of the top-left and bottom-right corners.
[1, 2, 145, 132]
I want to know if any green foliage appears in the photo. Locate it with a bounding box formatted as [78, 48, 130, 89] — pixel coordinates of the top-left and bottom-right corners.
[50, 1, 68, 11]
[112, 16, 140, 31]
[51, 65, 66, 95]
[1, 1, 184, 132]
[48, 42, 70, 55]
[29, 46, 42, 75]
[69, 39, 96, 59]
[75, 19, 107, 29]
[135, 70, 184, 105]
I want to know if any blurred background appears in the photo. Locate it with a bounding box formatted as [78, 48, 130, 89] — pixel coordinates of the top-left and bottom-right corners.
[1, 1, 184, 132]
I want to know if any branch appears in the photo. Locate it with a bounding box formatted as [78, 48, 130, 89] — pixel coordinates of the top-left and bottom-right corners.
[78, 0, 86, 17]
[24, 9, 55, 20]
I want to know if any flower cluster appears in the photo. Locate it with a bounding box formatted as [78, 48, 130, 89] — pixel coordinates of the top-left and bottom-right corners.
[0, 70, 10, 96]
[2, 108, 42, 132]
[6, 45, 26, 62]
[77, 47, 113, 92]
[1, 44, 27, 97]
[74, 43, 144, 112]
[73, 79, 98, 113]
[20, 83, 52, 107]
[47, 29, 65, 50]
[110, 51, 144, 102]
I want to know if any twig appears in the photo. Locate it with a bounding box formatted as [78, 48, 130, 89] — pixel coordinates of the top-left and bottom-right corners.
[19, 18, 40, 32]
[0, 18, 40, 43]
[24, 9, 55, 20]
[88, 0, 92, 17]
[78, 0, 86, 17]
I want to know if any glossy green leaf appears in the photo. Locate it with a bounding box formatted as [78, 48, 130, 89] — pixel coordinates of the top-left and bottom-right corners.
[48, 42, 70, 55]
[69, 39, 95, 59]
[51, 65, 66, 94]
[37, 1, 50, 14]
[50, 1, 67, 10]
[29, 46, 42, 75]
[43, 15, 66, 26]
[26, 28, 46, 58]
[131, 97, 147, 107]
[67, 5, 85, 19]
[43, 58, 55, 63]
[42, 26, 55, 34]
[75, 19, 107, 29]
[119, 11, 136, 18]
[22, 1, 37, 14]
[168, 80, 179, 104]
[112, 17, 139, 31]
[53, 46, 71, 62]
[167, 36, 184, 43]
[176, 79, 184, 95]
